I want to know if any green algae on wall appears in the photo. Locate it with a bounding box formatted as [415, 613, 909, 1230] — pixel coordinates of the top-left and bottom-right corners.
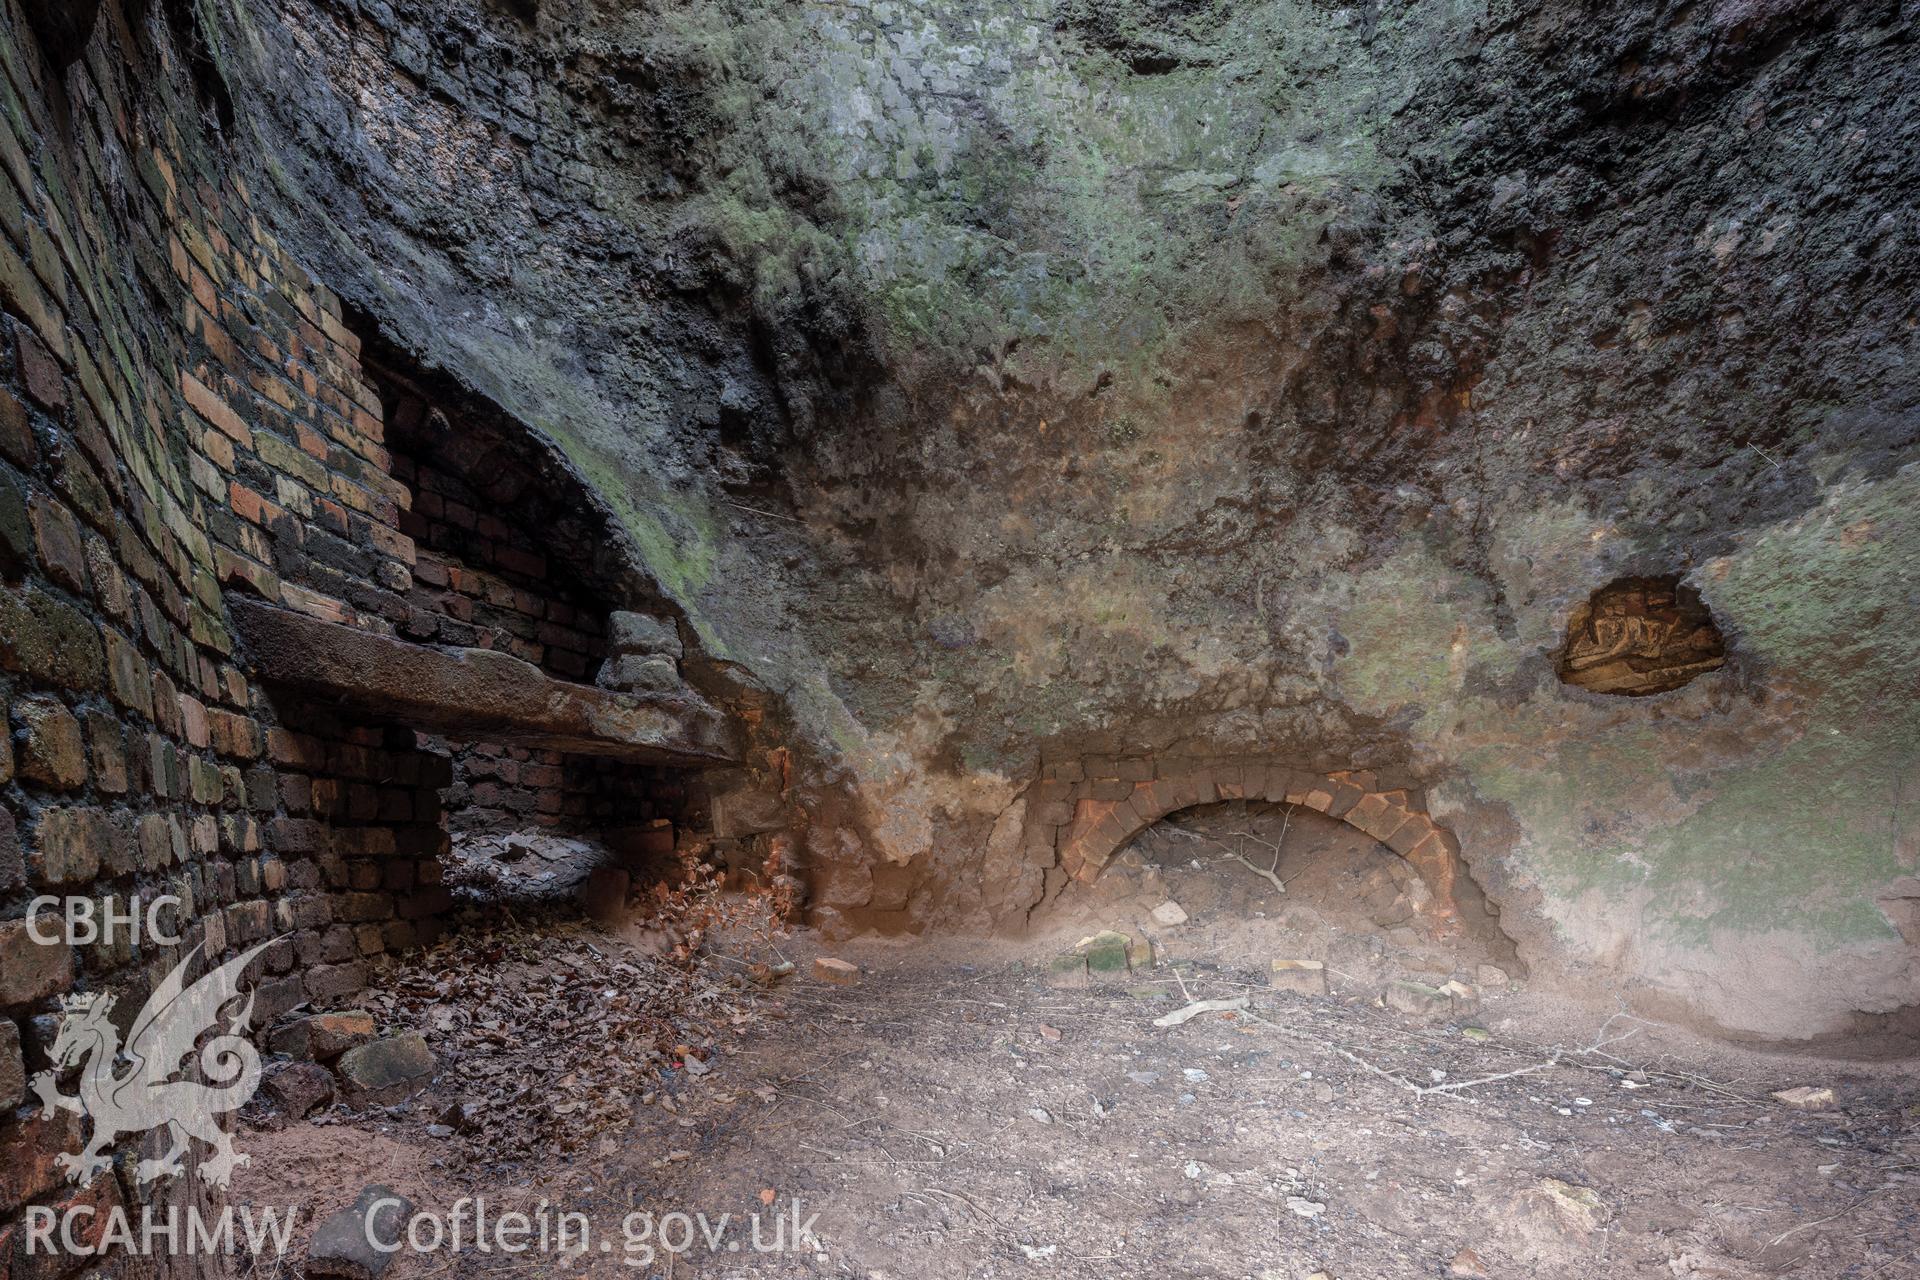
[1324, 544, 1520, 734]
[1461, 461, 1920, 951]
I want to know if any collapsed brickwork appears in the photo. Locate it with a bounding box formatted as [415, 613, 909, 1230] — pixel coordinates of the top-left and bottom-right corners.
[0, 0, 736, 1264]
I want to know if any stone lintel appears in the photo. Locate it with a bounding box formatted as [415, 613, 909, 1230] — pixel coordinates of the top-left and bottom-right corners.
[229, 598, 740, 766]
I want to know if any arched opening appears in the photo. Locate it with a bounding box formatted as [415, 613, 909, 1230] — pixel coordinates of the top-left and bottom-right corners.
[1025, 760, 1520, 993]
[1041, 796, 1518, 987]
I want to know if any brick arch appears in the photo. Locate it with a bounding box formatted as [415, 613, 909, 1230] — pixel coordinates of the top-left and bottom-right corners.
[1024, 760, 1464, 924]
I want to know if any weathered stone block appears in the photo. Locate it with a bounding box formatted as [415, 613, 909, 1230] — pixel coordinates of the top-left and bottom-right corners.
[711, 781, 788, 838]
[13, 695, 85, 790]
[28, 492, 87, 593]
[813, 956, 860, 984]
[83, 710, 125, 792]
[597, 652, 679, 692]
[1385, 978, 1478, 1021]
[335, 1032, 434, 1106]
[133, 813, 174, 872]
[1387, 813, 1434, 856]
[1269, 959, 1327, 996]
[1355, 801, 1413, 844]
[0, 388, 36, 468]
[33, 806, 111, 884]
[606, 610, 681, 657]
[1074, 929, 1146, 979]
[307, 1184, 412, 1278]
[1384, 979, 1452, 1020]
[0, 916, 71, 1006]
[271, 1010, 377, 1062]
[1324, 779, 1365, 818]
[305, 960, 369, 1003]
[0, 585, 105, 690]
[264, 1060, 336, 1118]
[101, 627, 151, 716]
[1345, 792, 1388, 831]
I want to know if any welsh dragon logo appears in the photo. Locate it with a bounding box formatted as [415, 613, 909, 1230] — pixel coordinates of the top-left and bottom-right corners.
[30, 938, 278, 1188]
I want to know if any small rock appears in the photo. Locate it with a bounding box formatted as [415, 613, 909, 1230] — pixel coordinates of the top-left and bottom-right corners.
[1385, 978, 1479, 1021]
[606, 610, 681, 658]
[813, 957, 859, 985]
[1771, 1085, 1836, 1110]
[1286, 1196, 1325, 1218]
[335, 1032, 435, 1108]
[1384, 979, 1453, 1020]
[425, 1124, 454, 1139]
[1269, 958, 1327, 996]
[263, 1061, 335, 1119]
[270, 1010, 377, 1062]
[1150, 900, 1189, 927]
[1476, 963, 1511, 989]
[1046, 952, 1089, 988]
[1448, 1246, 1490, 1277]
[1312, 1082, 1335, 1104]
[1026, 1105, 1052, 1124]
[1530, 1177, 1609, 1233]
[1075, 929, 1146, 978]
[307, 1185, 411, 1279]
[1125, 1071, 1160, 1086]
[597, 653, 680, 692]
[438, 1101, 482, 1133]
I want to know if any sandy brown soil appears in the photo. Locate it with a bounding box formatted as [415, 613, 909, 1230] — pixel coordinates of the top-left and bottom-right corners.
[230, 915, 1919, 1280]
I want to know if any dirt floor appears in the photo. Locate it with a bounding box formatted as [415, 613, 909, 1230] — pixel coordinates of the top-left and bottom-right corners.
[231, 902, 1920, 1280]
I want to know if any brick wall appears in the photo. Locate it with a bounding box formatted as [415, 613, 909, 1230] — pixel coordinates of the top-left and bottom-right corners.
[438, 738, 687, 837]
[264, 706, 453, 989]
[378, 369, 622, 681]
[0, 0, 480, 1263]
[0, 0, 727, 1265]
